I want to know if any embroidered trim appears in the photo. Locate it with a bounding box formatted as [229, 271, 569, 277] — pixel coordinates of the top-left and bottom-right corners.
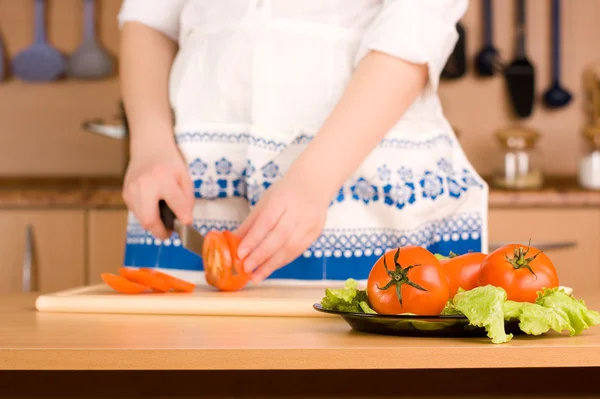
[126, 212, 483, 259]
[184, 155, 485, 207]
[175, 131, 453, 151]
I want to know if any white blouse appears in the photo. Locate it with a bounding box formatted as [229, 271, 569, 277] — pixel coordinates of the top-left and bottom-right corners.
[118, 0, 468, 126]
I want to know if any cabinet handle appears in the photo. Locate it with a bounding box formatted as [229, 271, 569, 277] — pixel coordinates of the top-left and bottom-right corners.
[488, 241, 577, 252]
[23, 224, 34, 293]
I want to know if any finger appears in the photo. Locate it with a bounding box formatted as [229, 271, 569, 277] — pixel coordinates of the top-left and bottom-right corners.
[251, 232, 312, 283]
[135, 179, 169, 239]
[154, 168, 190, 225]
[177, 169, 195, 224]
[242, 211, 295, 273]
[237, 201, 286, 260]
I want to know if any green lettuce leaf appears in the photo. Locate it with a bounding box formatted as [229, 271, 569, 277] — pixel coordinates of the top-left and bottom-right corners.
[534, 287, 600, 335]
[502, 287, 600, 336]
[434, 253, 449, 261]
[503, 300, 571, 336]
[440, 299, 463, 316]
[321, 279, 374, 314]
[452, 285, 513, 344]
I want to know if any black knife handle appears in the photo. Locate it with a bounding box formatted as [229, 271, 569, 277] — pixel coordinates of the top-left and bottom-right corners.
[158, 200, 176, 231]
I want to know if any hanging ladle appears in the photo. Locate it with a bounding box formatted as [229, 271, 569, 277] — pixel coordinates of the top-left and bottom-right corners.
[543, 0, 572, 108]
[475, 0, 503, 76]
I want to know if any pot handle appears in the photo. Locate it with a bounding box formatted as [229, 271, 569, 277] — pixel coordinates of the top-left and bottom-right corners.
[82, 119, 126, 139]
[23, 224, 34, 293]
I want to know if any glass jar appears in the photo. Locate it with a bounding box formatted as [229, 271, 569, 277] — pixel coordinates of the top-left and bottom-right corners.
[491, 125, 544, 190]
[578, 125, 600, 190]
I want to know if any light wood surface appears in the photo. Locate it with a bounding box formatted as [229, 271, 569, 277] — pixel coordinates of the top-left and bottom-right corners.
[35, 283, 333, 317]
[488, 209, 600, 293]
[2, 293, 600, 371]
[87, 209, 128, 284]
[0, 210, 85, 295]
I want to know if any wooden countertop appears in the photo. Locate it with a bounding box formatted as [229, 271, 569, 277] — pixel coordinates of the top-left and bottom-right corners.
[2, 293, 600, 371]
[1, 176, 600, 209]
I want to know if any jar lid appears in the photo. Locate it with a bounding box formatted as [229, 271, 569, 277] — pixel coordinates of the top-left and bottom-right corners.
[495, 125, 540, 149]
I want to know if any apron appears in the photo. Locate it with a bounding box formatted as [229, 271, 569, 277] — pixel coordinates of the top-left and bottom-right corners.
[122, 0, 488, 285]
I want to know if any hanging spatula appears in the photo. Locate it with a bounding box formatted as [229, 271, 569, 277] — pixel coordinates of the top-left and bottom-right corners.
[504, 0, 535, 118]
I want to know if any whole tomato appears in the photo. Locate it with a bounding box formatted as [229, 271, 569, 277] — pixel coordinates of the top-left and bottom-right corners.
[441, 252, 487, 298]
[478, 243, 559, 303]
[367, 245, 450, 315]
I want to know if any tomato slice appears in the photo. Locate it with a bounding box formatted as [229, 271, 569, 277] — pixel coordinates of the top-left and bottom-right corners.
[138, 268, 196, 293]
[101, 273, 150, 294]
[202, 230, 251, 292]
[119, 267, 171, 293]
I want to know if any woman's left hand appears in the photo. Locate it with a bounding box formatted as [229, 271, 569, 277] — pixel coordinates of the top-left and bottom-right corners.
[234, 172, 332, 283]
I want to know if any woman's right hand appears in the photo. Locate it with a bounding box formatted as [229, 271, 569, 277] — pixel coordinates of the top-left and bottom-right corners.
[122, 145, 194, 240]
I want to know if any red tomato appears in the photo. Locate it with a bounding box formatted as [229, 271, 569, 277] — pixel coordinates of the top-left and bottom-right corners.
[478, 244, 559, 303]
[441, 252, 487, 298]
[367, 246, 450, 315]
[202, 230, 251, 292]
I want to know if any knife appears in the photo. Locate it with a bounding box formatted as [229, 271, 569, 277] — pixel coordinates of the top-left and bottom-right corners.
[158, 200, 205, 257]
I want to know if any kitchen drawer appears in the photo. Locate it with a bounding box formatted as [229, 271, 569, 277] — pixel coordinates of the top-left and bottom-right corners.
[488, 209, 600, 293]
[87, 209, 128, 284]
[0, 210, 85, 295]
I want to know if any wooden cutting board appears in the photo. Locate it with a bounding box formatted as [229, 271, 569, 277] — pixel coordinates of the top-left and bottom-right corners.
[35, 283, 333, 318]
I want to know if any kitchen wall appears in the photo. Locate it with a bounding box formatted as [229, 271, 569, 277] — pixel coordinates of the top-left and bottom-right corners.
[0, 0, 598, 177]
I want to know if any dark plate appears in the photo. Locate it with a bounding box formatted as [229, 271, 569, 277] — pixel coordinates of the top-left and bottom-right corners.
[313, 304, 522, 338]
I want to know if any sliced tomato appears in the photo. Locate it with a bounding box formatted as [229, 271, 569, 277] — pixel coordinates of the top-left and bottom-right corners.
[119, 267, 171, 293]
[138, 268, 196, 293]
[202, 230, 251, 292]
[367, 246, 450, 315]
[101, 273, 150, 294]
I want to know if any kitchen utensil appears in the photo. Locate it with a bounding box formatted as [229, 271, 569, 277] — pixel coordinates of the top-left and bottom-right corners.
[159, 200, 204, 257]
[543, 0, 572, 108]
[23, 225, 34, 293]
[441, 22, 467, 80]
[583, 62, 600, 126]
[67, 0, 114, 80]
[82, 102, 129, 178]
[491, 125, 544, 190]
[488, 241, 576, 251]
[475, 0, 503, 76]
[35, 283, 330, 317]
[11, 0, 66, 82]
[0, 30, 5, 81]
[504, 0, 535, 118]
[313, 304, 523, 338]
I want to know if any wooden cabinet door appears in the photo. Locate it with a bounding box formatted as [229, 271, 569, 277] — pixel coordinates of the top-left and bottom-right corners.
[0, 210, 85, 295]
[87, 209, 128, 284]
[488, 209, 600, 293]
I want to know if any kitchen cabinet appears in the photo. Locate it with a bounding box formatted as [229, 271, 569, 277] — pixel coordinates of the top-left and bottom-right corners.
[0, 210, 85, 295]
[87, 209, 128, 284]
[488, 208, 600, 292]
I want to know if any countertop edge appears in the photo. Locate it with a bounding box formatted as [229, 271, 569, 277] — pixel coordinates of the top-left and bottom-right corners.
[2, 346, 599, 371]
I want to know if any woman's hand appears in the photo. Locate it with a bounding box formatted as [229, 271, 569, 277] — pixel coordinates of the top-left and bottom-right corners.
[235, 51, 428, 283]
[235, 170, 332, 283]
[122, 143, 194, 240]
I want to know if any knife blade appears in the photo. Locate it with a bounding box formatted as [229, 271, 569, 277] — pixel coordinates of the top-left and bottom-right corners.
[159, 200, 204, 257]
